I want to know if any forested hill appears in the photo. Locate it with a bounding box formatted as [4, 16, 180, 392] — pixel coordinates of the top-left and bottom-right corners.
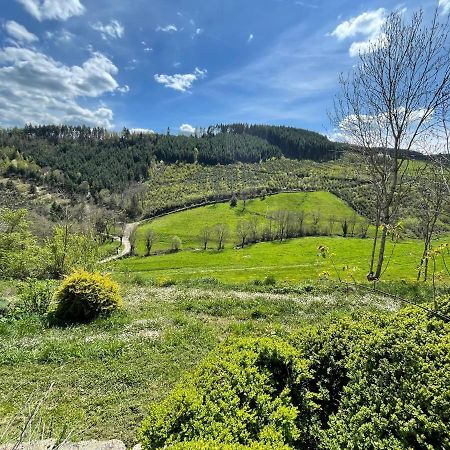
[216, 123, 342, 161]
[0, 124, 344, 195]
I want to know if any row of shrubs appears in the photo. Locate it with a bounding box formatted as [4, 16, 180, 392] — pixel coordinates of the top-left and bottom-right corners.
[138, 297, 450, 449]
[1, 270, 122, 324]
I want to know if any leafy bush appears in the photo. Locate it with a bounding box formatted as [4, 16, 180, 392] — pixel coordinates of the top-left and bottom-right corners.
[263, 275, 276, 286]
[138, 337, 315, 450]
[17, 278, 55, 316]
[54, 270, 122, 323]
[139, 306, 450, 449]
[435, 295, 450, 317]
[323, 308, 450, 448]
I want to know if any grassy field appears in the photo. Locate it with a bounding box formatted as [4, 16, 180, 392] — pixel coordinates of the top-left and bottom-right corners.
[115, 235, 446, 284]
[0, 282, 402, 447]
[135, 191, 366, 254]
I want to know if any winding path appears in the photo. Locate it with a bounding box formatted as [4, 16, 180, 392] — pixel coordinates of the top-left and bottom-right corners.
[100, 222, 139, 263]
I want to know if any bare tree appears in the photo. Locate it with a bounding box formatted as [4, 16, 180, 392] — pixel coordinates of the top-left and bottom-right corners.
[129, 228, 137, 256]
[416, 166, 448, 281]
[327, 214, 337, 236]
[297, 210, 306, 237]
[236, 220, 251, 248]
[334, 9, 450, 280]
[273, 210, 289, 242]
[349, 211, 358, 237]
[199, 226, 211, 250]
[248, 215, 260, 243]
[215, 223, 229, 250]
[311, 211, 321, 235]
[145, 229, 157, 256]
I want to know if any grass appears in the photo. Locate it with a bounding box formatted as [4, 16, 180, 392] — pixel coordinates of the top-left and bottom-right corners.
[135, 191, 366, 254]
[114, 235, 450, 284]
[0, 282, 403, 447]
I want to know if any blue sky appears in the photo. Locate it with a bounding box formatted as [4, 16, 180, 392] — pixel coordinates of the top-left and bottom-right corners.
[0, 0, 445, 135]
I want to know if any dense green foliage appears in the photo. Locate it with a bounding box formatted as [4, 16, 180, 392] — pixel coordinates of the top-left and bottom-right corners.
[138, 337, 313, 449]
[164, 440, 291, 449]
[0, 208, 45, 279]
[54, 270, 122, 323]
[139, 303, 450, 449]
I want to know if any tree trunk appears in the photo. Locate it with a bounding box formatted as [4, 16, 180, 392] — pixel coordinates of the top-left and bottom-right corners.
[369, 213, 380, 276]
[374, 225, 388, 279]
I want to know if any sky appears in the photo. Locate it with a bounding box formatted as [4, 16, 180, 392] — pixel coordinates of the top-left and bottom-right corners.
[0, 0, 447, 136]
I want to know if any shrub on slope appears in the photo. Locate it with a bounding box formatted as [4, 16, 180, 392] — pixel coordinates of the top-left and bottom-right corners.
[139, 304, 450, 449]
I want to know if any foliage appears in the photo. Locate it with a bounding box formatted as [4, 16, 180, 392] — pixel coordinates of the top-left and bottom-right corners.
[139, 303, 450, 449]
[54, 270, 122, 323]
[0, 208, 45, 280]
[45, 225, 100, 278]
[0, 124, 346, 199]
[138, 337, 314, 450]
[17, 279, 55, 317]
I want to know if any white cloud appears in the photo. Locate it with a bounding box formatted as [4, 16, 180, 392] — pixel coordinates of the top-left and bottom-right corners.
[0, 46, 119, 127]
[331, 9, 386, 40]
[440, 0, 450, 14]
[130, 128, 155, 134]
[179, 124, 196, 136]
[156, 25, 178, 33]
[331, 8, 387, 57]
[117, 85, 130, 94]
[92, 20, 124, 40]
[4, 21, 38, 44]
[45, 29, 75, 43]
[154, 67, 207, 92]
[143, 47, 153, 52]
[16, 0, 85, 21]
[248, 34, 254, 43]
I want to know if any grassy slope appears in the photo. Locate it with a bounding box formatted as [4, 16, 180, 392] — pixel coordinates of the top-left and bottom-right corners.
[115, 235, 444, 283]
[119, 191, 445, 284]
[0, 283, 400, 447]
[135, 192, 365, 254]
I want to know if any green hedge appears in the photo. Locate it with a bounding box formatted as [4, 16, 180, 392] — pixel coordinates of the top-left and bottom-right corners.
[138, 337, 315, 449]
[139, 302, 450, 449]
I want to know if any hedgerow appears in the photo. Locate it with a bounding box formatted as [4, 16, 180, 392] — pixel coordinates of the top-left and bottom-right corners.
[138, 337, 316, 450]
[139, 304, 450, 449]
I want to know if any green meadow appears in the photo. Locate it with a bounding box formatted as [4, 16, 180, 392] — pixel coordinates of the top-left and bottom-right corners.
[115, 235, 442, 284]
[135, 191, 366, 254]
[113, 191, 449, 285]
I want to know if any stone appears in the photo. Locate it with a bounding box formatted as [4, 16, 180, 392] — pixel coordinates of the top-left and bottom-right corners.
[0, 440, 126, 450]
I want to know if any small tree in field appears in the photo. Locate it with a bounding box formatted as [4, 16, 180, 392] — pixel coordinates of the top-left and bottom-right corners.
[199, 226, 211, 250]
[171, 236, 182, 252]
[215, 223, 229, 250]
[333, 9, 450, 280]
[145, 229, 157, 256]
[236, 220, 251, 248]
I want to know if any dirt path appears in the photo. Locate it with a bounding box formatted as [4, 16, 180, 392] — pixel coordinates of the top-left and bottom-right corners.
[100, 222, 139, 263]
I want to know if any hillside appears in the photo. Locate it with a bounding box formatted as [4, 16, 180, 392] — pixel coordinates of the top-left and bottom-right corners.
[0, 124, 345, 198]
[135, 191, 365, 254]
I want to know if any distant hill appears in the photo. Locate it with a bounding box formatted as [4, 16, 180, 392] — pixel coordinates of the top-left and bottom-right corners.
[0, 124, 345, 196]
[215, 123, 343, 161]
